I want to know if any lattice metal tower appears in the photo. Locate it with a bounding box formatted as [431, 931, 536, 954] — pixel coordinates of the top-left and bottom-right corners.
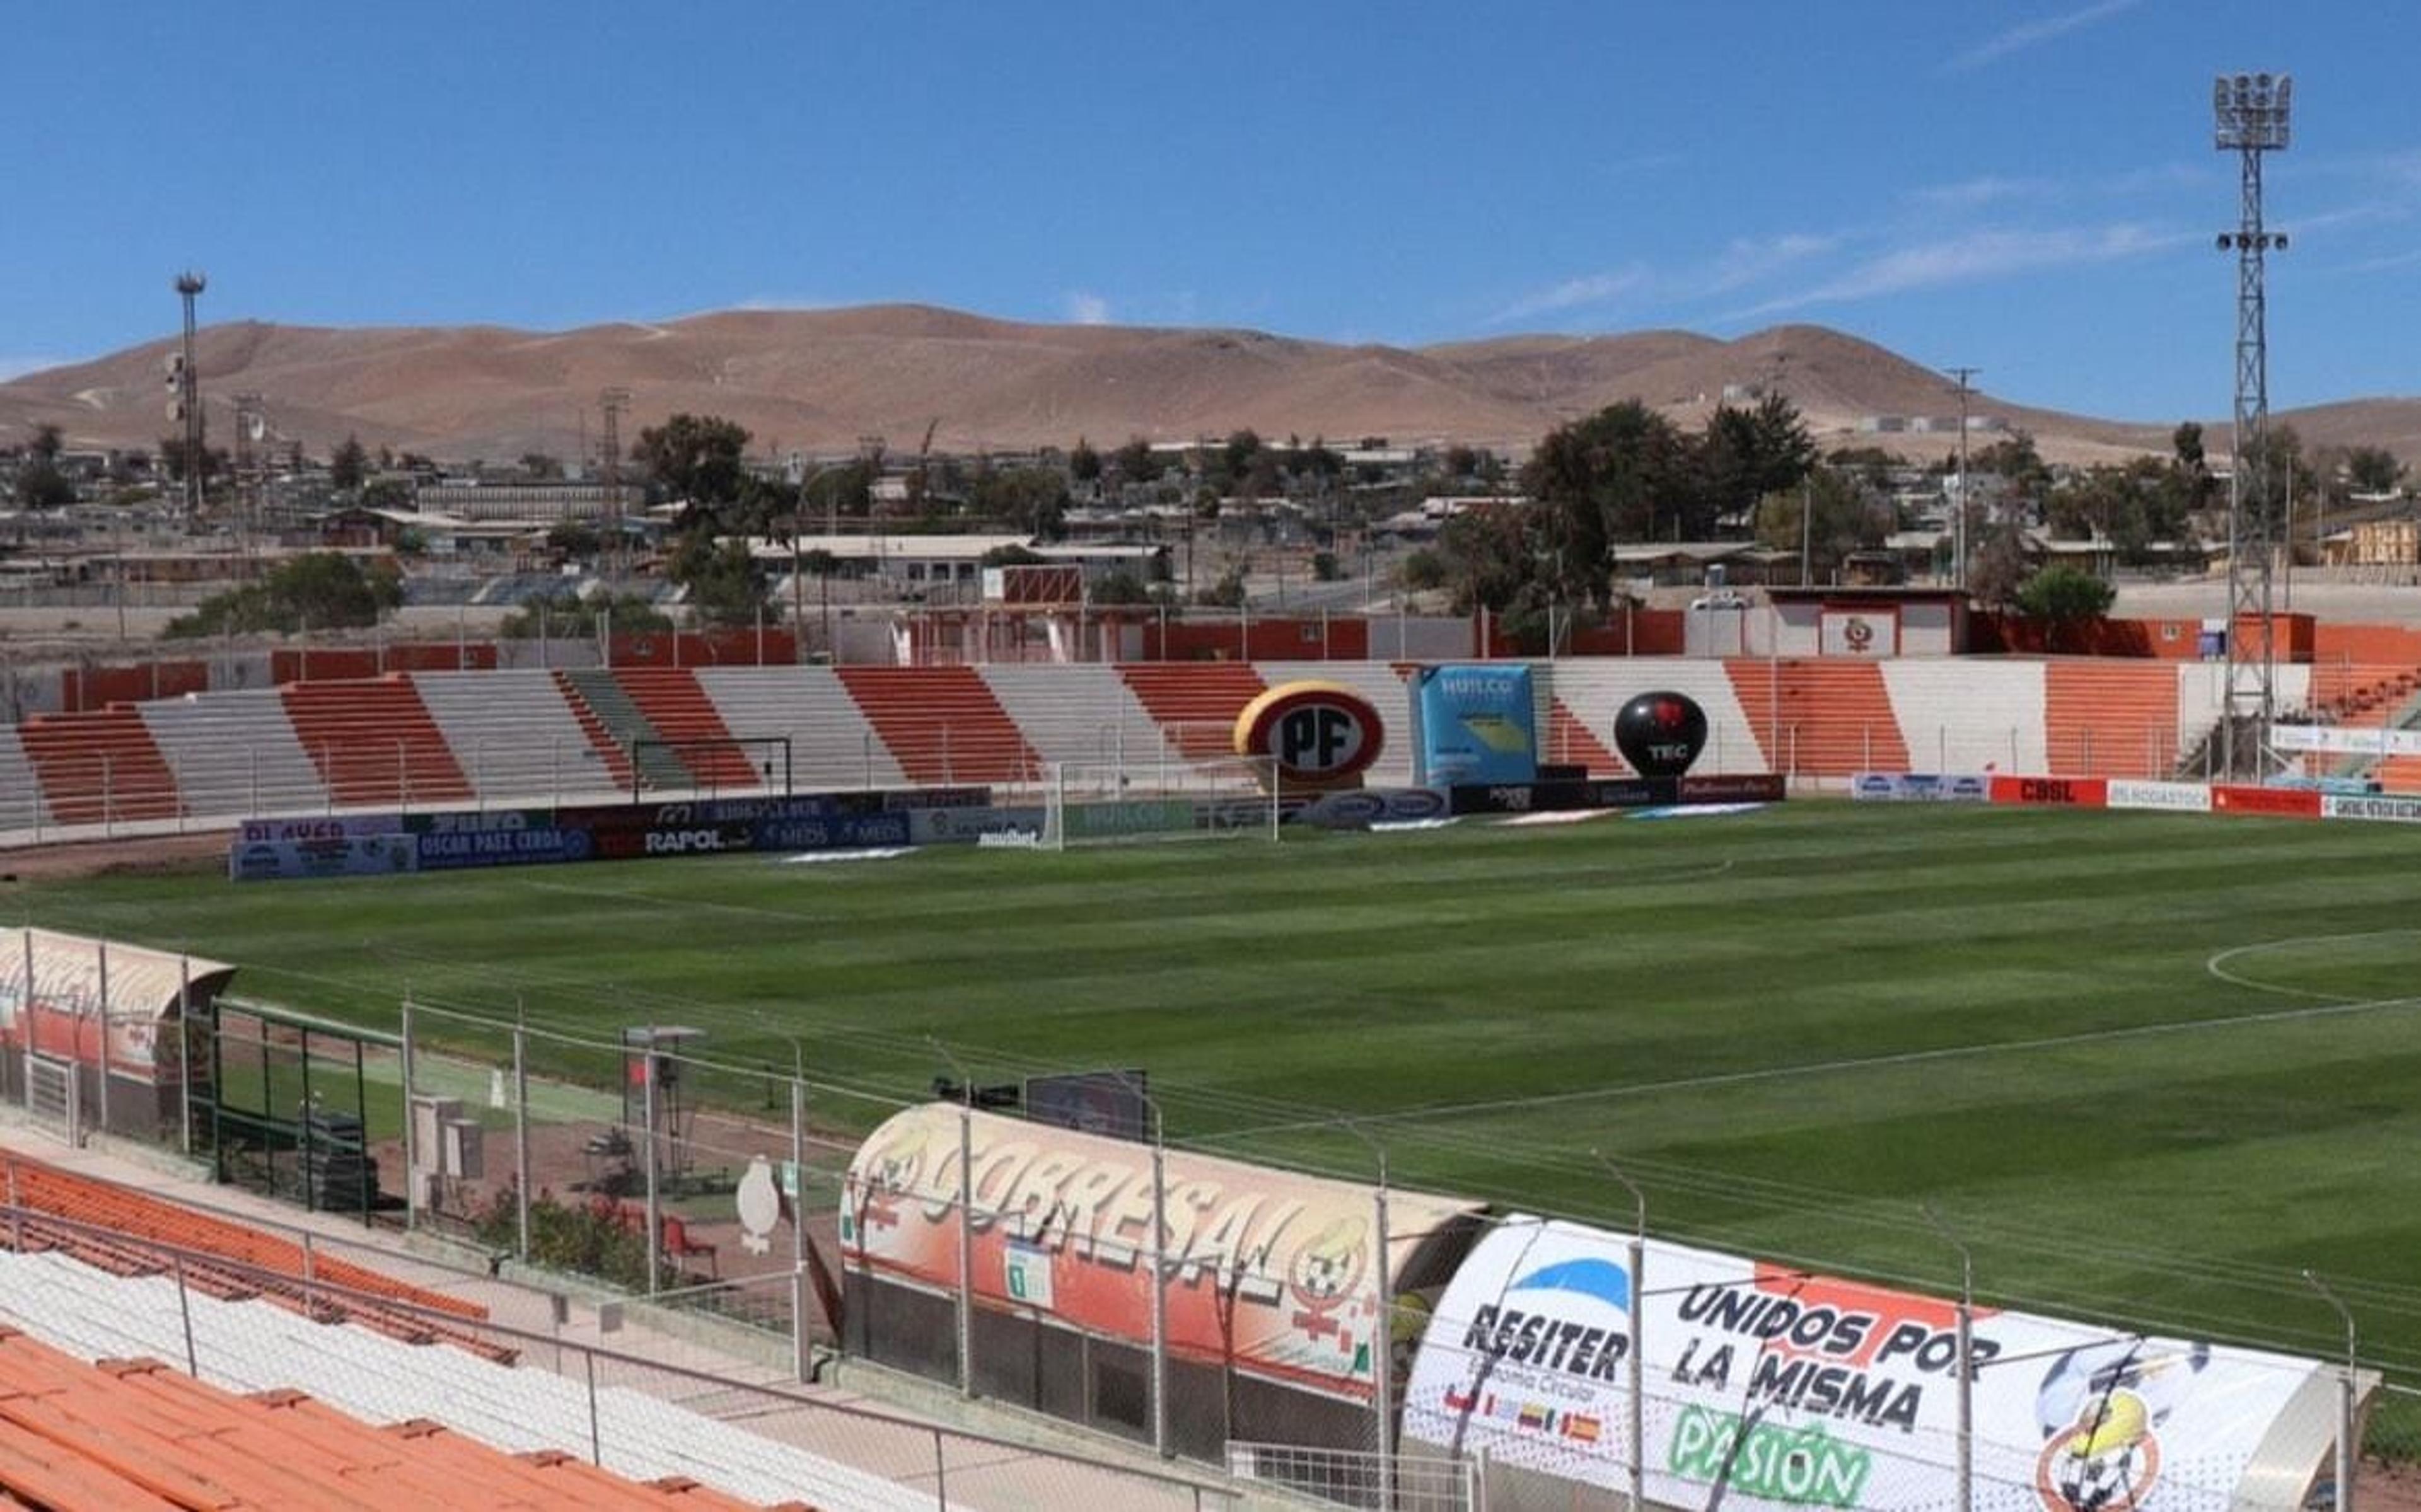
[600, 386, 632, 580]
[173, 272, 207, 527]
[2214, 72, 2290, 777]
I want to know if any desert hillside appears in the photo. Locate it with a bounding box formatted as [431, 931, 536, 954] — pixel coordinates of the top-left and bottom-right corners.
[2, 304, 2411, 466]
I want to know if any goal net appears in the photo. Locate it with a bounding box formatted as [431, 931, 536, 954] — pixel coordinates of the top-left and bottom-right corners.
[1042, 755, 1282, 850]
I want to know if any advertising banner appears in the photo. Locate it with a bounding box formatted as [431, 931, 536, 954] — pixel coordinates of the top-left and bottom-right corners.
[1414, 665, 1539, 786]
[1405, 1218, 2327, 1512]
[1987, 776, 2109, 808]
[841, 1104, 1483, 1401]
[0, 928, 236, 1075]
[416, 822, 595, 870]
[2106, 780, 2214, 814]
[909, 805, 1050, 845]
[2211, 785, 2321, 819]
[229, 834, 419, 882]
[1291, 787, 1454, 830]
[236, 814, 405, 843]
[2269, 724, 2421, 758]
[1852, 773, 1991, 804]
[1449, 779, 1662, 816]
[2319, 792, 2421, 823]
[1680, 773, 1787, 804]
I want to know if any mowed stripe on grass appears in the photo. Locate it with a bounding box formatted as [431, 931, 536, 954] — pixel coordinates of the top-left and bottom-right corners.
[24, 802, 2421, 1366]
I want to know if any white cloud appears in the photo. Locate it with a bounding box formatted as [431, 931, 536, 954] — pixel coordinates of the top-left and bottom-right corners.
[1741, 222, 2183, 313]
[1699, 233, 1839, 294]
[1906, 176, 2055, 212]
[0, 355, 64, 383]
[1489, 267, 1651, 325]
[1064, 291, 1112, 326]
[1945, 0, 2146, 72]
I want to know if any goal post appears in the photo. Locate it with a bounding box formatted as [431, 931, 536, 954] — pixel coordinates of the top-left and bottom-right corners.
[628, 736, 792, 800]
[1042, 754, 1282, 850]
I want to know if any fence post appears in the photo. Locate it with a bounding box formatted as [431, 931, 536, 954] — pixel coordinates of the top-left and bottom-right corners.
[95, 940, 111, 1138]
[955, 1099, 974, 1397]
[175, 1255, 199, 1376]
[514, 1014, 531, 1262]
[642, 1049, 660, 1296]
[586, 1349, 602, 1466]
[942, 725, 954, 786]
[2082, 727, 2094, 775]
[932, 1427, 949, 1512]
[302, 1230, 318, 1315]
[791, 1073, 808, 1378]
[862, 732, 873, 791]
[249, 745, 258, 818]
[324, 742, 335, 815]
[102, 753, 113, 838]
[400, 996, 418, 1234]
[397, 739, 408, 816]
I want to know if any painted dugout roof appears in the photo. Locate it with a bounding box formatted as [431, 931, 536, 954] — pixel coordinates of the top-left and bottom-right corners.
[0, 929, 236, 1074]
[844, 1102, 1484, 1399]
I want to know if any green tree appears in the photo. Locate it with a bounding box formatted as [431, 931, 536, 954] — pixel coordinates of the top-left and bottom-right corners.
[359, 476, 414, 512]
[330, 434, 368, 492]
[13, 426, 74, 507]
[2344, 446, 2404, 495]
[801, 459, 875, 522]
[165, 551, 402, 638]
[1089, 568, 1153, 604]
[666, 533, 770, 627]
[1398, 548, 1448, 592]
[1112, 436, 1161, 486]
[520, 451, 564, 480]
[2013, 564, 2117, 651]
[634, 413, 751, 505]
[548, 520, 603, 558]
[1702, 395, 1816, 526]
[1520, 400, 1703, 602]
[1068, 437, 1102, 483]
[969, 466, 1070, 538]
[1754, 466, 1888, 576]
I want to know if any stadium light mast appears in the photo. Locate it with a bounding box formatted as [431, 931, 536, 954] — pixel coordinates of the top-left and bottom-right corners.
[2215, 72, 2291, 776]
[173, 272, 207, 528]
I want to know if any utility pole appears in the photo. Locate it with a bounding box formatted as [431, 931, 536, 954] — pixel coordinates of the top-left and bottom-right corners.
[1946, 367, 1980, 591]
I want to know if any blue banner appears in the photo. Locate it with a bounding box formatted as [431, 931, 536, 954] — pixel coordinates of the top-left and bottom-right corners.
[1414, 665, 1538, 786]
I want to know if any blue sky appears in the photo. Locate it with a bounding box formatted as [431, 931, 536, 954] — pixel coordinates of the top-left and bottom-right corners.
[4, 1, 2414, 422]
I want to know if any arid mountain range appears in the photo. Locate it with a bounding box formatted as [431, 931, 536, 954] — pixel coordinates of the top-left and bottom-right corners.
[4, 304, 2415, 470]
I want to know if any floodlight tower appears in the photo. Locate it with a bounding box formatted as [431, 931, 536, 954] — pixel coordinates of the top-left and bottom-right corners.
[600, 386, 632, 581]
[2214, 72, 2290, 777]
[173, 272, 207, 528]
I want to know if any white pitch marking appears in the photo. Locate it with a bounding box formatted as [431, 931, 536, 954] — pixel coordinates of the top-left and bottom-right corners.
[1204, 990, 2421, 1138]
[2203, 928, 2421, 1001]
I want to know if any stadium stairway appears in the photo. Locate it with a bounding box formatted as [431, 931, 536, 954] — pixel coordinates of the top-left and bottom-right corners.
[415, 668, 625, 805]
[282, 676, 473, 809]
[1543, 690, 1627, 776]
[0, 726, 52, 834]
[559, 669, 678, 790]
[836, 666, 1038, 785]
[694, 666, 906, 792]
[1727, 659, 1909, 777]
[16, 706, 182, 826]
[1878, 660, 2042, 775]
[611, 669, 769, 791]
[547, 669, 641, 792]
[978, 663, 1164, 777]
[2042, 661, 2184, 776]
[141, 686, 327, 821]
[1114, 662, 1269, 758]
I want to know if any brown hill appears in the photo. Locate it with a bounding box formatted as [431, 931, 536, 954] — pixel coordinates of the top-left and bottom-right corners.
[1, 304, 2408, 467]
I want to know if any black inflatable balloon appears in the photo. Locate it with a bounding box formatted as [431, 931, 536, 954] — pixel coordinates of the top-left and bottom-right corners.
[1613, 691, 1708, 778]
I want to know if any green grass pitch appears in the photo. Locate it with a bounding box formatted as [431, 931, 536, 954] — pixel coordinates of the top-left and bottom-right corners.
[21, 802, 2421, 1374]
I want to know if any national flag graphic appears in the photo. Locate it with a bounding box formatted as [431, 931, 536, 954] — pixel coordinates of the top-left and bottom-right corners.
[1563, 1414, 1603, 1443]
[1518, 1402, 1554, 1433]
